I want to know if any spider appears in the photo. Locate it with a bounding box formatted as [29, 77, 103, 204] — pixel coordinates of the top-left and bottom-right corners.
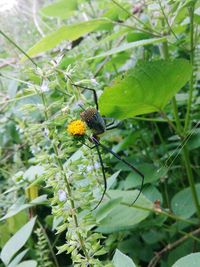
[68, 83, 144, 210]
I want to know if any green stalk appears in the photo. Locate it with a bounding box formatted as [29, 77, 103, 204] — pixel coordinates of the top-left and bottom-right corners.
[184, 4, 195, 131]
[37, 220, 60, 267]
[182, 146, 200, 218]
[0, 28, 90, 262]
[161, 40, 200, 219]
[39, 90, 90, 262]
[0, 30, 37, 67]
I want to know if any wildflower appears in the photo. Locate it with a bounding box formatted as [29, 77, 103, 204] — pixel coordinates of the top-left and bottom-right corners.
[41, 79, 49, 92]
[87, 165, 93, 172]
[67, 120, 86, 136]
[94, 162, 100, 169]
[58, 190, 67, 202]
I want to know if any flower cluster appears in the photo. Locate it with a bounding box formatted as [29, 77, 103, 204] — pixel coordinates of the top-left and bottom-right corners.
[67, 120, 86, 136]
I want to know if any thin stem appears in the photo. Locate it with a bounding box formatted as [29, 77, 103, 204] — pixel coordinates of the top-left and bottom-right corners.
[161, 42, 183, 134]
[39, 89, 90, 262]
[158, 0, 180, 42]
[37, 220, 60, 267]
[148, 227, 200, 267]
[0, 30, 37, 67]
[161, 40, 200, 219]
[172, 97, 182, 133]
[32, 0, 45, 37]
[182, 146, 200, 218]
[110, 0, 160, 35]
[159, 110, 180, 136]
[123, 202, 196, 226]
[184, 4, 195, 131]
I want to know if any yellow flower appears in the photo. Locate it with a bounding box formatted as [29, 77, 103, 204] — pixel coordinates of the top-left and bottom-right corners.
[67, 120, 86, 136]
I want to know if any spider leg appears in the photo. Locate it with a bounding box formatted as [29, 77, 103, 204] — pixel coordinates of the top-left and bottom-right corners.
[81, 140, 107, 210]
[71, 83, 99, 110]
[105, 120, 115, 128]
[91, 142, 107, 210]
[81, 142, 96, 149]
[106, 122, 122, 131]
[91, 136, 144, 206]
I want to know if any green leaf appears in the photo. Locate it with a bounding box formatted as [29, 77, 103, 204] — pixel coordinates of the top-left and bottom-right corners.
[113, 249, 136, 267]
[94, 197, 123, 222]
[8, 249, 29, 267]
[124, 163, 166, 189]
[1, 205, 30, 222]
[99, 59, 192, 119]
[22, 19, 112, 60]
[87, 37, 166, 59]
[23, 165, 45, 181]
[171, 184, 200, 219]
[16, 260, 37, 267]
[107, 170, 120, 189]
[96, 190, 152, 233]
[41, 0, 77, 19]
[0, 195, 47, 221]
[0, 217, 36, 265]
[172, 253, 200, 267]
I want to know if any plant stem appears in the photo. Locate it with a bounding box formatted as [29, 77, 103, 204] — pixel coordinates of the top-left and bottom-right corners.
[110, 0, 160, 36]
[161, 40, 200, 219]
[0, 30, 37, 67]
[37, 220, 60, 267]
[161, 42, 183, 134]
[184, 3, 195, 131]
[148, 226, 200, 267]
[39, 89, 90, 262]
[182, 146, 200, 218]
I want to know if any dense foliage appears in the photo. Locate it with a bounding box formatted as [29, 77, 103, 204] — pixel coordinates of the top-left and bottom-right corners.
[0, 0, 200, 266]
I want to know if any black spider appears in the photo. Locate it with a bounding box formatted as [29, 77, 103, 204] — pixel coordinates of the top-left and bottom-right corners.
[70, 83, 144, 210]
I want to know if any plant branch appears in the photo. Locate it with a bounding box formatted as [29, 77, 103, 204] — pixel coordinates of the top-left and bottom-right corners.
[161, 40, 200, 219]
[0, 30, 37, 67]
[37, 219, 60, 267]
[148, 227, 200, 267]
[39, 88, 90, 262]
[158, 0, 180, 42]
[110, 0, 160, 35]
[184, 3, 195, 131]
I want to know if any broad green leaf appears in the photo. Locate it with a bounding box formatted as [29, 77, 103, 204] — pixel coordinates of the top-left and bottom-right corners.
[142, 185, 163, 204]
[107, 171, 120, 189]
[94, 197, 123, 222]
[0, 195, 47, 221]
[8, 249, 29, 267]
[171, 184, 200, 219]
[96, 190, 153, 233]
[172, 253, 200, 267]
[168, 240, 193, 267]
[87, 37, 166, 60]
[22, 19, 112, 60]
[16, 260, 37, 267]
[41, 0, 77, 19]
[113, 249, 136, 267]
[1, 204, 34, 222]
[23, 165, 45, 181]
[124, 163, 166, 189]
[0, 224, 10, 248]
[0, 217, 36, 265]
[99, 59, 192, 119]
[126, 32, 151, 42]
[188, 132, 200, 150]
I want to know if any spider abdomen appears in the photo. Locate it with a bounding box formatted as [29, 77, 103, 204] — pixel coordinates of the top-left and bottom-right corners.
[80, 108, 106, 135]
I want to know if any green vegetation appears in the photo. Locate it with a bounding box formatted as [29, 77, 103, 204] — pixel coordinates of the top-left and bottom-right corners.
[0, 0, 200, 266]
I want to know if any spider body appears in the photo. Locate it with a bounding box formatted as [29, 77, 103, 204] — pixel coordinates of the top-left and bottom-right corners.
[68, 83, 144, 210]
[80, 108, 106, 135]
